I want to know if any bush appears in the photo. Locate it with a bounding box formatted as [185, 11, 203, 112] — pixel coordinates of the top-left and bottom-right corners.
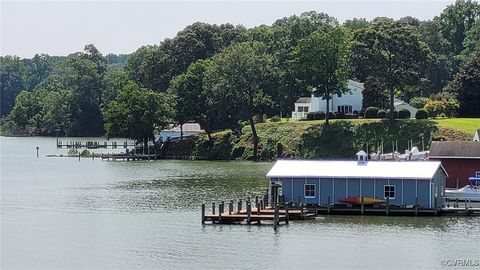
[336, 111, 346, 119]
[328, 112, 336, 119]
[409, 97, 429, 109]
[377, 110, 386, 118]
[364, 107, 379, 118]
[386, 109, 398, 119]
[307, 112, 321, 120]
[398, 109, 411, 119]
[415, 109, 429, 119]
[270, 115, 281, 122]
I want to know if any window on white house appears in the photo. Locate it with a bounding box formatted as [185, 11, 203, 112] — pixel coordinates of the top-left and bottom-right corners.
[304, 184, 316, 198]
[384, 185, 395, 199]
[337, 105, 353, 114]
[298, 106, 309, 112]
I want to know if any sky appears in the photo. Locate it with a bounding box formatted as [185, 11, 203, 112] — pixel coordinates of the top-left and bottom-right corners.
[1, 0, 456, 58]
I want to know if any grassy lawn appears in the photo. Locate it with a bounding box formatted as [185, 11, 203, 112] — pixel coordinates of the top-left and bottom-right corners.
[432, 118, 480, 134]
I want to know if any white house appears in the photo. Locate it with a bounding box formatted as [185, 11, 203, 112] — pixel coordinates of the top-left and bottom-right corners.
[291, 79, 418, 120]
[155, 123, 204, 142]
[292, 80, 364, 120]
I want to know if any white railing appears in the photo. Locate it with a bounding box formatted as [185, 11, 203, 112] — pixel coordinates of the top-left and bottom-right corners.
[291, 111, 309, 120]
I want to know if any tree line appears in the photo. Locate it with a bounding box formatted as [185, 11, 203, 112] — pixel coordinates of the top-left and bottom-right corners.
[1, 1, 479, 157]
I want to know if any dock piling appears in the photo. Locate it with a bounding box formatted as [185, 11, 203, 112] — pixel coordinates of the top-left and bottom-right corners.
[246, 202, 251, 224]
[238, 199, 242, 212]
[415, 197, 419, 216]
[285, 204, 289, 225]
[212, 202, 215, 215]
[201, 204, 205, 224]
[361, 196, 365, 215]
[229, 200, 233, 215]
[386, 196, 390, 215]
[327, 196, 331, 214]
[300, 203, 304, 219]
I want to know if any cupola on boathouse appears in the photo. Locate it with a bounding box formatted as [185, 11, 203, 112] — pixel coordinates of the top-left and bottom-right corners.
[267, 160, 447, 208]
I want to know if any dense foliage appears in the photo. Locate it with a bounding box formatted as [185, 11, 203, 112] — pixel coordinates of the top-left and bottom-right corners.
[1, 1, 479, 142]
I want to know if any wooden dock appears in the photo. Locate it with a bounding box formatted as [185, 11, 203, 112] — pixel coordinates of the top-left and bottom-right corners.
[201, 197, 316, 229]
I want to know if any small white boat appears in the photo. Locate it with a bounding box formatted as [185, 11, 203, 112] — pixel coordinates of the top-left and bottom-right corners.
[445, 177, 480, 202]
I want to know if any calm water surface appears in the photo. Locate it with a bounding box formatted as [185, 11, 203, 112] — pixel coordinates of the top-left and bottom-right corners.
[1, 136, 479, 270]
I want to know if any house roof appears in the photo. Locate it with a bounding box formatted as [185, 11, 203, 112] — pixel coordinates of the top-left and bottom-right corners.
[347, 79, 364, 89]
[266, 160, 444, 180]
[429, 141, 480, 159]
[164, 123, 203, 132]
[295, 97, 311, 103]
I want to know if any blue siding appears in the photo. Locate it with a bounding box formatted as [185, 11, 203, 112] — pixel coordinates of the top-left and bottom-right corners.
[305, 178, 318, 204]
[347, 179, 361, 198]
[319, 179, 333, 205]
[389, 180, 403, 205]
[375, 179, 388, 199]
[275, 175, 442, 208]
[417, 181, 431, 207]
[403, 180, 417, 205]
[362, 179, 375, 197]
[333, 179, 347, 203]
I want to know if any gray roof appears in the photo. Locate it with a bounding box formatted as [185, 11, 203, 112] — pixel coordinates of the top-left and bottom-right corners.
[295, 97, 311, 103]
[429, 141, 480, 159]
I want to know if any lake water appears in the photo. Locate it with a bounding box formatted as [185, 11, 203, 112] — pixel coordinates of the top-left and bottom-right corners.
[1, 136, 479, 270]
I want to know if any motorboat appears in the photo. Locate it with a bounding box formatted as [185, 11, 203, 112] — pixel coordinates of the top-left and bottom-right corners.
[445, 177, 480, 202]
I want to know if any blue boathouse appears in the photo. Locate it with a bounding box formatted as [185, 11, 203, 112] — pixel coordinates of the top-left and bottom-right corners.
[267, 153, 447, 208]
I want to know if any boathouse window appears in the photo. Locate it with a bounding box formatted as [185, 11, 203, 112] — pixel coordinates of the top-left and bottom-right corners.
[475, 171, 480, 178]
[384, 185, 395, 199]
[304, 184, 316, 198]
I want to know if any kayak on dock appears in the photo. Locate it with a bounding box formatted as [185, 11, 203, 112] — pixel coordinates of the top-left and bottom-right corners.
[339, 197, 385, 205]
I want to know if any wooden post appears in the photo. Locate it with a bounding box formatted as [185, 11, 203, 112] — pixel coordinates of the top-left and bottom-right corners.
[92, 152, 94, 160]
[327, 196, 331, 214]
[285, 204, 289, 225]
[212, 202, 215, 215]
[361, 196, 365, 215]
[255, 196, 259, 207]
[238, 199, 242, 212]
[78, 152, 81, 161]
[434, 196, 438, 215]
[300, 203, 304, 219]
[257, 203, 261, 215]
[229, 200, 233, 215]
[415, 197, 419, 216]
[455, 198, 459, 208]
[36, 146, 39, 158]
[274, 203, 279, 230]
[386, 196, 390, 215]
[218, 203, 222, 223]
[201, 203, 205, 224]
[247, 202, 251, 224]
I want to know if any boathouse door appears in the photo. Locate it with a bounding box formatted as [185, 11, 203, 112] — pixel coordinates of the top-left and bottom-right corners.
[270, 180, 282, 206]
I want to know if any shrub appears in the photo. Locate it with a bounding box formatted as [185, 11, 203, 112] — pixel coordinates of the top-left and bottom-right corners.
[398, 109, 411, 119]
[364, 107, 379, 118]
[328, 112, 336, 119]
[307, 112, 323, 120]
[270, 115, 281, 122]
[409, 97, 429, 109]
[377, 110, 386, 118]
[415, 109, 429, 119]
[386, 109, 398, 119]
[336, 111, 345, 119]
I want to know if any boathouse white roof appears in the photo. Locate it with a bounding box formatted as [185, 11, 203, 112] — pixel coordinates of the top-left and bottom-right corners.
[266, 160, 445, 180]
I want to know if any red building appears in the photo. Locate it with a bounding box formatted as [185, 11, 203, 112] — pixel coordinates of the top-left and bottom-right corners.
[429, 141, 480, 188]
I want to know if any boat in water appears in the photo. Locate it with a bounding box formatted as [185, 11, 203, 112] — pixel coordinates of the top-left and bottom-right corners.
[445, 177, 480, 202]
[339, 197, 385, 205]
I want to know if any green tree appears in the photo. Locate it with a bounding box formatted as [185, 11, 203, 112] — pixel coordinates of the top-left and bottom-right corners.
[449, 44, 480, 116]
[351, 19, 430, 122]
[292, 27, 350, 124]
[169, 59, 220, 141]
[205, 41, 279, 160]
[439, 0, 480, 56]
[103, 81, 173, 143]
[0, 56, 27, 117]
